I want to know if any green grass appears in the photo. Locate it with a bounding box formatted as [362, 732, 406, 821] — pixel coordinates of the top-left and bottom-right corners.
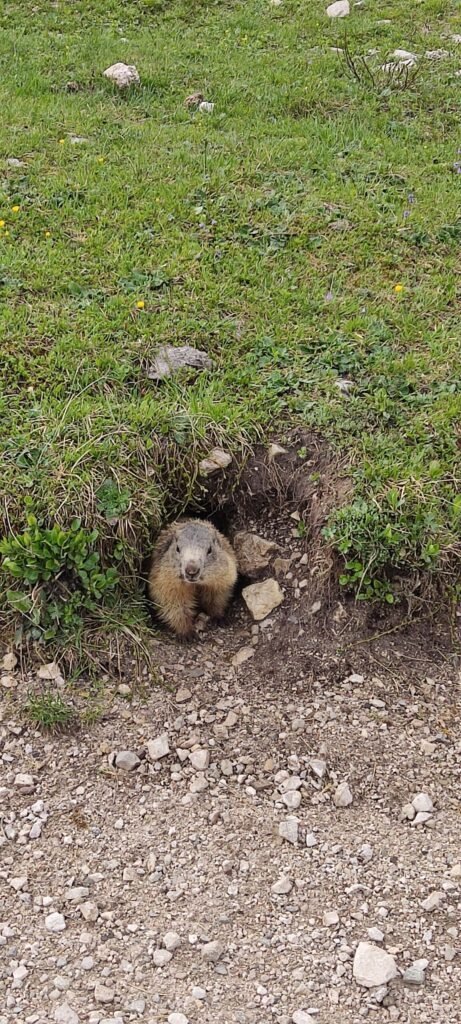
[1, 0, 461, 641]
[24, 689, 77, 731]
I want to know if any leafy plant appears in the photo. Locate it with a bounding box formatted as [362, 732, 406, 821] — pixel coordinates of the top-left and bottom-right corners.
[0, 516, 118, 642]
[24, 690, 77, 732]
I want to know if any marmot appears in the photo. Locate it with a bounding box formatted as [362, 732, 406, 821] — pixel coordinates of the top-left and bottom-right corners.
[148, 519, 238, 639]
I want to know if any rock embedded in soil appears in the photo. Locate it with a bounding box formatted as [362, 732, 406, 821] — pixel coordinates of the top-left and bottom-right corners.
[148, 343, 213, 381]
[279, 817, 299, 844]
[54, 1005, 80, 1024]
[326, 0, 350, 16]
[2, 651, 17, 671]
[189, 749, 210, 771]
[231, 647, 255, 668]
[147, 733, 170, 761]
[421, 891, 444, 912]
[103, 62, 140, 88]
[163, 931, 181, 951]
[292, 1013, 315, 1024]
[14, 773, 35, 792]
[353, 942, 398, 988]
[241, 578, 284, 620]
[404, 965, 426, 986]
[45, 912, 66, 933]
[198, 447, 232, 476]
[201, 940, 224, 963]
[114, 750, 140, 771]
[153, 949, 173, 967]
[94, 982, 115, 1003]
[412, 792, 433, 813]
[233, 531, 279, 575]
[333, 781, 353, 807]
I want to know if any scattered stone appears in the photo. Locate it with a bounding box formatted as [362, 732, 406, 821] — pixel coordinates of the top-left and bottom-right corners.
[6, 157, 25, 167]
[282, 790, 301, 810]
[103, 62, 140, 88]
[326, 0, 350, 16]
[367, 927, 384, 942]
[65, 887, 90, 902]
[114, 750, 140, 771]
[153, 949, 173, 967]
[353, 942, 398, 988]
[176, 686, 192, 703]
[420, 739, 436, 755]
[231, 647, 255, 668]
[198, 101, 214, 113]
[412, 792, 433, 813]
[168, 1015, 188, 1024]
[199, 448, 232, 476]
[358, 843, 373, 862]
[189, 749, 210, 771]
[163, 931, 181, 951]
[37, 661, 62, 680]
[403, 966, 426, 986]
[279, 817, 299, 844]
[421, 891, 444, 912]
[310, 759, 327, 780]
[392, 48, 418, 64]
[271, 876, 293, 895]
[233, 532, 279, 575]
[2, 651, 17, 671]
[46, 912, 66, 933]
[241, 578, 284, 620]
[54, 1005, 80, 1024]
[333, 781, 353, 807]
[148, 344, 213, 381]
[201, 940, 224, 963]
[323, 910, 339, 927]
[14, 773, 35, 792]
[192, 987, 206, 999]
[80, 901, 99, 922]
[425, 49, 449, 60]
[70, 135, 88, 145]
[450, 863, 461, 879]
[292, 1013, 315, 1024]
[94, 982, 115, 1003]
[401, 802, 416, 821]
[268, 442, 288, 459]
[147, 734, 170, 761]
[412, 811, 433, 826]
[10, 875, 28, 891]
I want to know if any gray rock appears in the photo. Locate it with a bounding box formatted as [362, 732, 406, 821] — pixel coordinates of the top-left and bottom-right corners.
[282, 791, 301, 810]
[358, 843, 373, 862]
[45, 912, 66, 933]
[163, 931, 181, 951]
[147, 734, 170, 761]
[401, 802, 416, 820]
[403, 966, 425, 986]
[103, 62, 140, 88]
[412, 811, 433, 826]
[94, 982, 115, 1003]
[421, 891, 444, 912]
[326, 0, 349, 16]
[10, 875, 28, 891]
[231, 646, 255, 668]
[115, 750, 140, 771]
[271, 876, 293, 895]
[279, 817, 299, 844]
[310, 759, 327, 780]
[353, 942, 398, 988]
[189, 749, 210, 771]
[201, 940, 224, 963]
[412, 792, 433, 813]
[148, 344, 213, 381]
[241, 578, 284, 621]
[367, 927, 384, 942]
[233, 532, 279, 575]
[198, 447, 232, 476]
[292, 1013, 315, 1024]
[323, 911, 339, 927]
[29, 819, 42, 839]
[6, 158, 25, 167]
[153, 949, 173, 967]
[191, 987, 206, 999]
[333, 781, 353, 807]
[80, 901, 99, 922]
[54, 1005, 80, 1024]
[14, 773, 35, 792]
[65, 886, 90, 902]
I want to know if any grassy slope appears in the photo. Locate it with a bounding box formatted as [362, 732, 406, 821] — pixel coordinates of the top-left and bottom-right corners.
[1, 0, 461, 615]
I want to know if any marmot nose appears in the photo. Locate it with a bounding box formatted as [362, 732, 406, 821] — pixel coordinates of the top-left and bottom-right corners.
[185, 562, 200, 581]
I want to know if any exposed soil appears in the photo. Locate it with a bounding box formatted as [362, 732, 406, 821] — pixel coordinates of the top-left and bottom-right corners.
[1, 442, 460, 1024]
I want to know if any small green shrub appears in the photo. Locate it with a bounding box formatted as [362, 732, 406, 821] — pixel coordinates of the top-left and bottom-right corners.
[0, 516, 118, 642]
[24, 690, 77, 732]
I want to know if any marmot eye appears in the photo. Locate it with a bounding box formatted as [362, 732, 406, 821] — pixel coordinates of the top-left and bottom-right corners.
[207, 545, 212, 555]
[176, 544, 180, 553]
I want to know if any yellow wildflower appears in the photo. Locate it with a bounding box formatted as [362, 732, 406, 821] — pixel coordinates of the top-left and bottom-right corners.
[11, 205, 20, 213]
[136, 300, 145, 310]
[394, 283, 404, 293]
[97, 156, 105, 164]
[45, 231, 51, 238]
[0, 220, 4, 228]
[4, 230, 10, 237]
[59, 138, 65, 144]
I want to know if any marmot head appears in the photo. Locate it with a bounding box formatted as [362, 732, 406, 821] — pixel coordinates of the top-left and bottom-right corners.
[170, 521, 220, 584]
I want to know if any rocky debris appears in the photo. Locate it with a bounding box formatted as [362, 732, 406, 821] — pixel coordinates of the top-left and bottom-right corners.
[358, 843, 373, 862]
[114, 750, 141, 771]
[153, 949, 173, 967]
[65, 886, 89, 902]
[103, 62, 140, 88]
[198, 101, 214, 113]
[421, 890, 445, 912]
[45, 912, 66, 933]
[189, 749, 210, 771]
[54, 1005, 80, 1024]
[147, 733, 170, 761]
[201, 940, 224, 963]
[163, 931, 181, 951]
[292, 1013, 315, 1024]
[278, 817, 299, 844]
[392, 48, 418, 64]
[353, 942, 398, 988]
[404, 964, 427, 986]
[233, 531, 279, 575]
[2, 651, 17, 671]
[6, 157, 26, 167]
[323, 910, 339, 926]
[37, 660, 62, 680]
[412, 792, 433, 813]
[241, 578, 284, 620]
[231, 646, 255, 668]
[10, 875, 28, 891]
[425, 49, 450, 60]
[198, 447, 232, 476]
[80, 901, 99, 922]
[168, 1015, 189, 1024]
[450, 862, 461, 878]
[192, 987, 206, 999]
[267, 442, 288, 459]
[367, 927, 384, 942]
[333, 781, 353, 807]
[310, 758, 327, 779]
[148, 344, 213, 381]
[14, 772, 35, 793]
[271, 875, 293, 895]
[94, 981, 115, 1003]
[326, 0, 349, 16]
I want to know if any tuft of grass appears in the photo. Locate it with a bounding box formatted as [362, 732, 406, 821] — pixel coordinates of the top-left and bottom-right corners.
[24, 690, 78, 732]
[0, 0, 461, 642]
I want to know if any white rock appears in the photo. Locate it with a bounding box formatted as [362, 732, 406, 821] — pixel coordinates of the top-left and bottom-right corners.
[305, 832, 317, 847]
[293, 1013, 315, 1024]
[198, 101, 214, 113]
[201, 940, 224, 963]
[103, 62, 140, 89]
[192, 986, 206, 999]
[54, 1005, 80, 1024]
[46, 912, 66, 933]
[279, 817, 299, 844]
[279, 776, 302, 792]
[153, 949, 173, 967]
[14, 773, 35, 792]
[425, 49, 449, 60]
[115, 750, 140, 771]
[13, 964, 28, 981]
[29, 819, 42, 839]
[147, 734, 170, 761]
[327, 0, 350, 17]
[233, 532, 279, 575]
[70, 135, 88, 145]
[403, 966, 425, 986]
[401, 802, 416, 820]
[163, 930, 181, 951]
[333, 781, 353, 807]
[37, 660, 61, 680]
[323, 911, 339, 927]
[65, 887, 90, 902]
[80, 901, 99, 922]
[271, 876, 293, 895]
[241, 578, 284, 620]
[392, 49, 418, 63]
[282, 791, 301, 810]
[358, 843, 373, 862]
[10, 875, 28, 891]
[2, 651, 17, 671]
[310, 759, 327, 779]
[421, 891, 444, 912]
[268, 442, 287, 459]
[412, 792, 433, 813]
[6, 157, 25, 167]
[94, 981, 115, 1003]
[412, 811, 433, 826]
[231, 646, 254, 668]
[189, 749, 210, 771]
[198, 447, 231, 475]
[367, 927, 384, 942]
[450, 863, 461, 878]
[353, 942, 398, 988]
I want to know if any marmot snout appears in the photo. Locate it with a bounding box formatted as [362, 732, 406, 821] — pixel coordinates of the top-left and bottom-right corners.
[148, 519, 238, 639]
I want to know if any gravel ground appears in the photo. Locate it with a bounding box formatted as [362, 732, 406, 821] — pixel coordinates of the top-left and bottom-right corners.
[1, 514, 461, 1024]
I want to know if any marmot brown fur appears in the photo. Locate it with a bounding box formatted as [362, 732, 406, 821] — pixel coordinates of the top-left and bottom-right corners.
[148, 519, 238, 639]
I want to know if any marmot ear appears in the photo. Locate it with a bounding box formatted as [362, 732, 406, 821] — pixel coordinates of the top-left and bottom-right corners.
[155, 524, 178, 559]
